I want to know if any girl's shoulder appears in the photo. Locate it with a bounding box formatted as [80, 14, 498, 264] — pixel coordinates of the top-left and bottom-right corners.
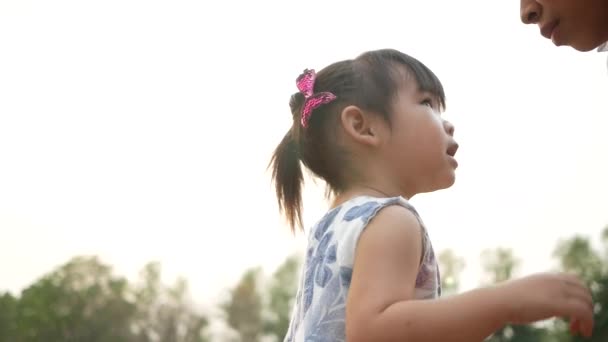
[307, 195, 424, 241]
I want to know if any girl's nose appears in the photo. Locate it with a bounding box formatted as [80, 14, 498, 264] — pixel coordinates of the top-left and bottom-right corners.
[443, 120, 455, 136]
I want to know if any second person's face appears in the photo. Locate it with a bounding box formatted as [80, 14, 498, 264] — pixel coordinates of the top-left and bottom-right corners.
[520, 0, 608, 51]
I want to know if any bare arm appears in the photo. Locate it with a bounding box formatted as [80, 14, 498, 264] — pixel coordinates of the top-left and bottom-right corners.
[355, 286, 507, 341]
[345, 205, 594, 342]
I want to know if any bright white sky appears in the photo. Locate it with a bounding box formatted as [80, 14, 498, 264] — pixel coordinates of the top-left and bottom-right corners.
[1, 0, 607, 312]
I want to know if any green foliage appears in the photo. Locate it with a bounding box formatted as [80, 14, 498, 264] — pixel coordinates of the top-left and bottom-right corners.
[485, 324, 552, 342]
[438, 249, 465, 295]
[0, 293, 18, 341]
[556, 229, 608, 342]
[132, 262, 210, 342]
[11, 256, 136, 342]
[0, 256, 208, 342]
[554, 236, 602, 284]
[3, 225, 608, 342]
[481, 248, 522, 342]
[485, 228, 608, 342]
[222, 268, 264, 342]
[222, 255, 302, 342]
[481, 248, 519, 284]
[264, 255, 300, 341]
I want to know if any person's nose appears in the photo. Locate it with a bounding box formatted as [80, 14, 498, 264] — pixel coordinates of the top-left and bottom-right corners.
[520, 0, 542, 24]
[443, 119, 455, 137]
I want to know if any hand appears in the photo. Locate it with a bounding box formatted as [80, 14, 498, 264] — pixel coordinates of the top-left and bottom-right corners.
[498, 273, 594, 338]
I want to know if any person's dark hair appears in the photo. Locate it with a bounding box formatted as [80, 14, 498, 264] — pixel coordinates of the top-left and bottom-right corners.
[270, 49, 445, 231]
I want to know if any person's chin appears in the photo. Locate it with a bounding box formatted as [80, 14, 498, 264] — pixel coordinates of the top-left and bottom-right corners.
[569, 43, 599, 52]
[549, 27, 601, 51]
[444, 173, 456, 189]
[435, 172, 456, 191]
[566, 36, 605, 52]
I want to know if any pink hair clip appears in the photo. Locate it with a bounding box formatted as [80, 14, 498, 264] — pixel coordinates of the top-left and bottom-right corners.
[296, 69, 337, 128]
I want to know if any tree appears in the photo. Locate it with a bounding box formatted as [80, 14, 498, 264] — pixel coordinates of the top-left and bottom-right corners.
[481, 248, 519, 285]
[0, 256, 209, 342]
[553, 228, 608, 342]
[554, 236, 602, 284]
[437, 249, 465, 295]
[480, 249, 554, 341]
[11, 256, 136, 342]
[486, 325, 551, 342]
[489, 226, 608, 342]
[264, 255, 301, 341]
[222, 268, 264, 342]
[0, 292, 18, 341]
[131, 262, 210, 342]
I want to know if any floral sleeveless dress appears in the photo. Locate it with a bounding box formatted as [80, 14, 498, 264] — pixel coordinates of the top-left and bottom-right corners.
[284, 196, 441, 342]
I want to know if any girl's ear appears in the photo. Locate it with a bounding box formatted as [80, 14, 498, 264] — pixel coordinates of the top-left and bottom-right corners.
[340, 105, 383, 148]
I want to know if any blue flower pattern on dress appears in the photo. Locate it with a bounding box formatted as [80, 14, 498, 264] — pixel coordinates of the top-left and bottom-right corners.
[304, 273, 347, 342]
[283, 196, 440, 342]
[343, 201, 382, 222]
[302, 207, 340, 313]
[339, 267, 352, 288]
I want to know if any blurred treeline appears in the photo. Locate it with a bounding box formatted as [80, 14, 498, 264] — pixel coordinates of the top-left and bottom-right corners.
[1, 227, 606, 342]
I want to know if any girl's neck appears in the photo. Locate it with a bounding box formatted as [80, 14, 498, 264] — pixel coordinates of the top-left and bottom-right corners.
[330, 185, 414, 209]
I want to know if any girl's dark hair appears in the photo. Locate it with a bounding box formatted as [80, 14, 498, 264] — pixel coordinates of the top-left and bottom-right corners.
[270, 49, 445, 231]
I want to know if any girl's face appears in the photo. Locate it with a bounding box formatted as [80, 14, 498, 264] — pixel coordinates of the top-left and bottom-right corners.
[379, 78, 458, 196]
[520, 0, 608, 51]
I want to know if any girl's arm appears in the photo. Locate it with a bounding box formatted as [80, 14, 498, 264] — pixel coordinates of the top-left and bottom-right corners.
[345, 205, 594, 342]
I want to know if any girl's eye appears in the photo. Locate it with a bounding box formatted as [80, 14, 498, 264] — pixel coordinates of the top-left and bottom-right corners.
[421, 98, 433, 108]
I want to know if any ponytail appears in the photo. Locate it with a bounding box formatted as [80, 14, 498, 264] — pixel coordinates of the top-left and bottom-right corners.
[270, 127, 304, 232]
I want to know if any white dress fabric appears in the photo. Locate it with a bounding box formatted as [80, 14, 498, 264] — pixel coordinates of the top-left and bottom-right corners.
[284, 195, 441, 342]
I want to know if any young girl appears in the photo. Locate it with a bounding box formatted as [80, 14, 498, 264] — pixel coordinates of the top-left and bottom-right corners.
[270, 49, 594, 341]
